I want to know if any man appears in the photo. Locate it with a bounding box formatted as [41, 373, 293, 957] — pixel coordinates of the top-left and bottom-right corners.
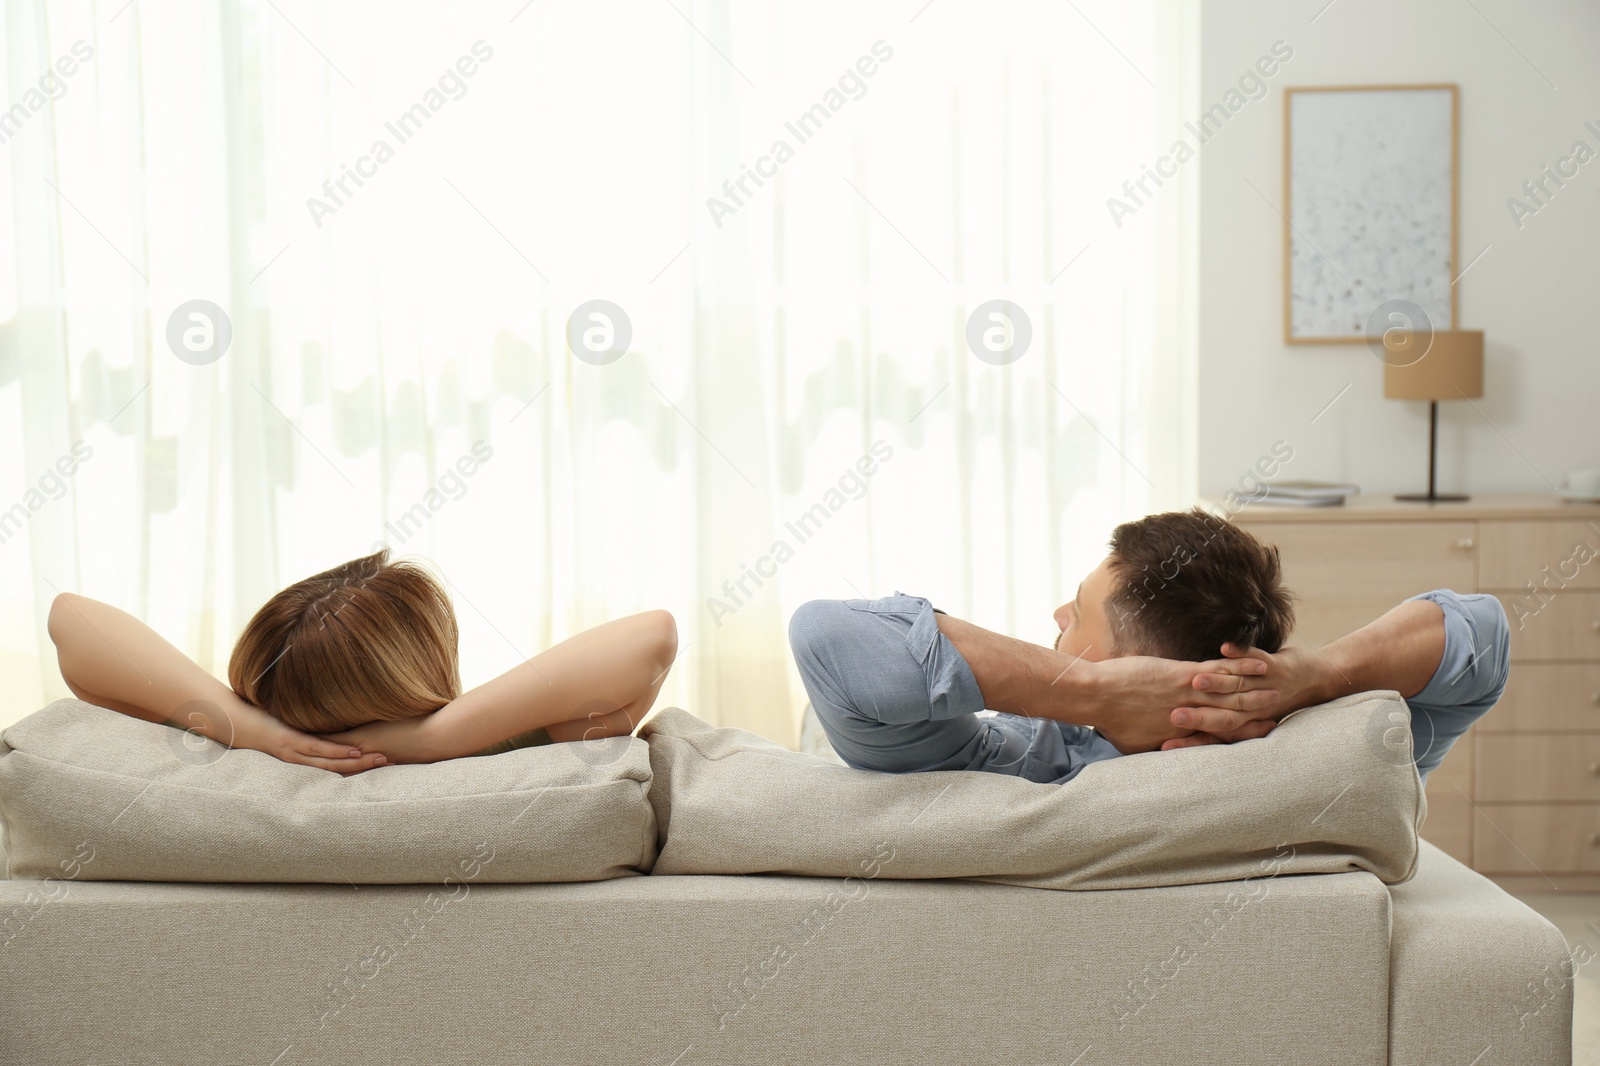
[789, 508, 1508, 785]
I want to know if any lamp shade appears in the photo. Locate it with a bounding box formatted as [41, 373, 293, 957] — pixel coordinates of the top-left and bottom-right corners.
[1382, 329, 1484, 401]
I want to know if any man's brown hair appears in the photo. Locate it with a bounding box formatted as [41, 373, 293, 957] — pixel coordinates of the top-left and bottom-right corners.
[1104, 507, 1294, 662]
[229, 549, 461, 733]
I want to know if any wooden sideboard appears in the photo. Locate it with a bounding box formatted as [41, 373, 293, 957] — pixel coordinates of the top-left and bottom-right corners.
[1209, 492, 1600, 891]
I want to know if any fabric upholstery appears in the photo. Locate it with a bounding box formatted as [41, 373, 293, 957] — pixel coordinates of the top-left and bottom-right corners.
[0, 699, 656, 884]
[1388, 840, 1573, 1065]
[0, 866, 1392, 1066]
[644, 691, 1425, 890]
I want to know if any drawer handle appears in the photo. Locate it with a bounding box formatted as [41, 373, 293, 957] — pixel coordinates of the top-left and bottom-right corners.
[1592, 762, 1600, 777]
[1455, 537, 1475, 550]
[1593, 691, 1600, 706]
[1592, 833, 1600, 848]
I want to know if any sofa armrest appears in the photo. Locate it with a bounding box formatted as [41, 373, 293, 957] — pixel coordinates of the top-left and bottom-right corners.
[1388, 840, 1573, 1066]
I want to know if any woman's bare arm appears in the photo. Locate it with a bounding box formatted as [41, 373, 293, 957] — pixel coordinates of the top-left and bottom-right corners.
[324, 610, 679, 764]
[47, 593, 387, 773]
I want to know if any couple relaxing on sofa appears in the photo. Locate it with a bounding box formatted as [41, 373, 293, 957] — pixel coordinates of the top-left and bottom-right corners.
[46, 508, 1508, 784]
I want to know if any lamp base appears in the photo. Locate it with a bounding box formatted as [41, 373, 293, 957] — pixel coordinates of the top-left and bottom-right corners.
[1394, 492, 1471, 502]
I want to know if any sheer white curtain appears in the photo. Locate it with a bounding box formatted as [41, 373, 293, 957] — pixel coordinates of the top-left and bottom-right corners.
[0, 0, 1197, 741]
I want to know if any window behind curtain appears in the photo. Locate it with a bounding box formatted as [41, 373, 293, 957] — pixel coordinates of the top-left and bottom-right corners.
[0, 0, 1196, 739]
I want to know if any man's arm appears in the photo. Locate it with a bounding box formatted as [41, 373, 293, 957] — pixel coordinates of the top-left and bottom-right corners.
[1315, 599, 1446, 700]
[1163, 598, 1447, 746]
[932, 614, 1279, 754]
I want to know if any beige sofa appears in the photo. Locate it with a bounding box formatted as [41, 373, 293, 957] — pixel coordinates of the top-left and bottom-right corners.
[0, 698, 1575, 1065]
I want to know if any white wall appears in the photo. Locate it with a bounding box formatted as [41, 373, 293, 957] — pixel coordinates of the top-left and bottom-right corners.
[1199, 0, 1600, 497]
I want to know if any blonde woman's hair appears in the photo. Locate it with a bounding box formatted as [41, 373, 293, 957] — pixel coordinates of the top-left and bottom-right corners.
[229, 549, 461, 733]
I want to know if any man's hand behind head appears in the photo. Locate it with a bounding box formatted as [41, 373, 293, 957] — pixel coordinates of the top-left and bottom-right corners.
[1086, 652, 1279, 754]
[1159, 642, 1340, 750]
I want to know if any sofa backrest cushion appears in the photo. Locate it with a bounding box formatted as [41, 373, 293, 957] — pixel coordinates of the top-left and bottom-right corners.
[644, 691, 1425, 889]
[0, 700, 657, 884]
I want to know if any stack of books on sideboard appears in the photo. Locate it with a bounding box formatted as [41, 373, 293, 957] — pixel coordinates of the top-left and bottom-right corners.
[1257, 480, 1361, 507]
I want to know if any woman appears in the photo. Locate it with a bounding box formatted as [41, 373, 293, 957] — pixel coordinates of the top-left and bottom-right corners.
[47, 549, 677, 775]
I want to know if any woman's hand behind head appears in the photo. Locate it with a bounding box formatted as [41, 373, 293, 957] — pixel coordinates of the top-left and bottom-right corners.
[319, 714, 442, 771]
[242, 710, 391, 774]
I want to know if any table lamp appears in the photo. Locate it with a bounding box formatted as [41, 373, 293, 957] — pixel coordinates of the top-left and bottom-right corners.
[1382, 329, 1484, 502]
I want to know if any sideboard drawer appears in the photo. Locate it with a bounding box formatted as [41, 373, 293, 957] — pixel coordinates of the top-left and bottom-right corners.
[1479, 519, 1600, 590]
[1477, 735, 1600, 801]
[1482, 662, 1600, 732]
[1499, 591, 1600, 660]
[1248, 521, 1478, 647]
[1420, 785, 1473, 864]
[1421, 729, 1473, 864]
[1473, 804, 1600, 873]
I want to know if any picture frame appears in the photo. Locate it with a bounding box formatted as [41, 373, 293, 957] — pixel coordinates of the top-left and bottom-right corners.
[1283, 84, 1459, 344]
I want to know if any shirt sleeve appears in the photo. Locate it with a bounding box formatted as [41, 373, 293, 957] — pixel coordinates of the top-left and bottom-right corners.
[1401, 589, 1510, 783]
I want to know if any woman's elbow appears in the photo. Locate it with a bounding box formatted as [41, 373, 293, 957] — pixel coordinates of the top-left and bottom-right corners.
[47, 593, 88, 687]
[642, 609, 679, 674]
[47, 593, 81, 650]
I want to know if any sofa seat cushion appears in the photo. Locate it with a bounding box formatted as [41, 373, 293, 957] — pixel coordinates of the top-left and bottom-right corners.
[0, 867, 1393, 1066]
[0, 699, 656, 883]
[644, 691, 1424, 890]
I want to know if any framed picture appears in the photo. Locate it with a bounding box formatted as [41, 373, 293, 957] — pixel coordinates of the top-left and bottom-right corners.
[1283, 84, 1458, 344]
